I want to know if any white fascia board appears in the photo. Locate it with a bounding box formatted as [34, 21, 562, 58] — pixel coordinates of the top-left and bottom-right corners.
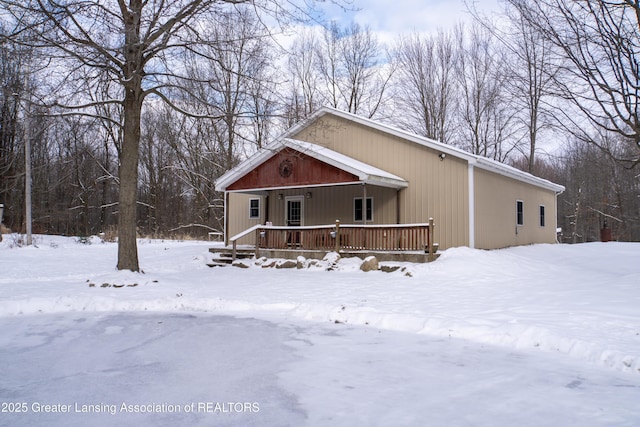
[474, 157, 565, 193]
[226, 181, 363, 193]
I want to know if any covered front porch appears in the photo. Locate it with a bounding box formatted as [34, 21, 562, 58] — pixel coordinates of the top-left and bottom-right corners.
[215, 138, 439, 263]
[221, 219, 437, 264]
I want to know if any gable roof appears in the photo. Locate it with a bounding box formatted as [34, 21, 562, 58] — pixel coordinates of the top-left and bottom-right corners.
[215, 138, 408, 192]
[284, 107, 565, 193]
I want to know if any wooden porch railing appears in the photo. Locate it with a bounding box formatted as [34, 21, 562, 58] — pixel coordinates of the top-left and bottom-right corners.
[231, 219, 436, 262]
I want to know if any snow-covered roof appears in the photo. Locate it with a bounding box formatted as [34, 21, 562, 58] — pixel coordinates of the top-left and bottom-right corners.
[215, 138, 408, 192]
[284, 107, 565, 193]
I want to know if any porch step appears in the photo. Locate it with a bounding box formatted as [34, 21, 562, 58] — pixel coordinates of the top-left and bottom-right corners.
[208, 248, 255, 256]
[206, 261, 231, 268]
[208, 248, 256, 267]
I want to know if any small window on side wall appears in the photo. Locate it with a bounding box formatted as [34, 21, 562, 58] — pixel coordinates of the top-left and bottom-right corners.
[539, 205, 546, 227]
[354, 197, 373, 222]
[516, 200, 524, 226]
[249, 198, 260, 219]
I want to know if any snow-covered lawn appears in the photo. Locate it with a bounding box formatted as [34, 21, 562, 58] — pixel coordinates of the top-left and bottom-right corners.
[1, 235, 639, 426]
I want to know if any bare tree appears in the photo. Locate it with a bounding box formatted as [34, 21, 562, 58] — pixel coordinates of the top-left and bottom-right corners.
[315, 22, 341, 110]
[0, 0, 345, 271]
[338, 23, 388, 117]
[184, 8, 275, 169]
[315, 22, 392, 118]
[551, 135, 640, 243]
[505, 0, 640, 167]
[392, 30, 457, 142]
[505, 6, 557, 174]
[0, 28, 23, 231]
[453, 23, 516, 161]
[286, 27, 322, 124]
[467, 1, 558, 173]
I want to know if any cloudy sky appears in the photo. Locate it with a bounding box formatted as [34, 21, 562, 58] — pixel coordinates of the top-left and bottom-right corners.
[317, 0, 502, 41]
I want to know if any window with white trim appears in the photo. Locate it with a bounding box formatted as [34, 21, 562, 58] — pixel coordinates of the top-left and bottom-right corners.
[249, 198, 260, 219]
[516, 200, 524, 226]
[354, 197, 373, 222]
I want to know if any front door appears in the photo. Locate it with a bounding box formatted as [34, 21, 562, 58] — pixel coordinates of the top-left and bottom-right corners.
[285, 196, 303, 246]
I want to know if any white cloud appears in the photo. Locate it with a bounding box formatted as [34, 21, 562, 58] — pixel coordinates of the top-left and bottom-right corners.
[316, 0, 502, 45]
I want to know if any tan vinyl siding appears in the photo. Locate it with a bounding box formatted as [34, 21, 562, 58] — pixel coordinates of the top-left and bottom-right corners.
[291, 115, 469, 249]
[227, 192, 265, 245]
[267, 185, 398, 227]
[474, 168, 558, 249]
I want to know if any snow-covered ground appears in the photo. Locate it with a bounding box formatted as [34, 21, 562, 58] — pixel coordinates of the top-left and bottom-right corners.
[0, 234, 639, 426]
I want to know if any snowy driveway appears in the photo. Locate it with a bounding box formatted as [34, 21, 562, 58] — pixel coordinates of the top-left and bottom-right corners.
[1, 312, 638, 427]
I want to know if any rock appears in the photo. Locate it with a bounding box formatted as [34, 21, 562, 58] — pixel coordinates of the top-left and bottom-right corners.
[276, 260, 297, 269]
[401, 266, 413, 277]
[232, 260, 250, 269]
[323, 252, 341, 271]
[380, 265, 401, 273]
[296, 256, 307, 269]
[261, 260, 277, 268]
[360, 256, 379, 272]
[322, 252, 341, 263]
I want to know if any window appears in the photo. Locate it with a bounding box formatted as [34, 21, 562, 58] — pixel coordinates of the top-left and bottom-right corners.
[249, 198, 260, 219]
[539, 205, 546, 227]
[354, 197, 373, 222]
[516, 200, 524, 226]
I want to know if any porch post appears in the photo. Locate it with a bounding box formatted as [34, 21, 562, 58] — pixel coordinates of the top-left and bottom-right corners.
[428, 217, 435, 262]
[362, 183, 367, 225]
[396, 189, 401, 224]
[255, 227, 261, 259]
[224, 191, 229, 246]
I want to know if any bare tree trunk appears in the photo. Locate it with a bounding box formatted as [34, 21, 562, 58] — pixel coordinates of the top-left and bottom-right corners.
[117, 91, 142, 271]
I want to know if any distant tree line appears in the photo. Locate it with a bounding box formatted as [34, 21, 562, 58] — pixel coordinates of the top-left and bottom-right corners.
[1, 0, 638, 249]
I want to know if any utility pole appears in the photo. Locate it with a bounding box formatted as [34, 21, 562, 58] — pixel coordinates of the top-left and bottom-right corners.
[0, 203, 4, 242]
[24, 55, 33, 246]
[15, 68, 33, 246]
[24, 100, 32, 246]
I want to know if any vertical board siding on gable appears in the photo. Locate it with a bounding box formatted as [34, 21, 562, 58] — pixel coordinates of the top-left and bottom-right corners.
[474, 168, 558, 249]
[291, 115, 470, 250]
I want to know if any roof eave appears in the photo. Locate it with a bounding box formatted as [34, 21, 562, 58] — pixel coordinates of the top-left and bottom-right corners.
[215, 137, 408, 192]
[473, 158, 565, 193]
[363, 176, 409, 189]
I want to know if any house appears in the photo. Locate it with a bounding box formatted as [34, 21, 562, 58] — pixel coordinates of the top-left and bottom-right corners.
[215, 108, 565, 255]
